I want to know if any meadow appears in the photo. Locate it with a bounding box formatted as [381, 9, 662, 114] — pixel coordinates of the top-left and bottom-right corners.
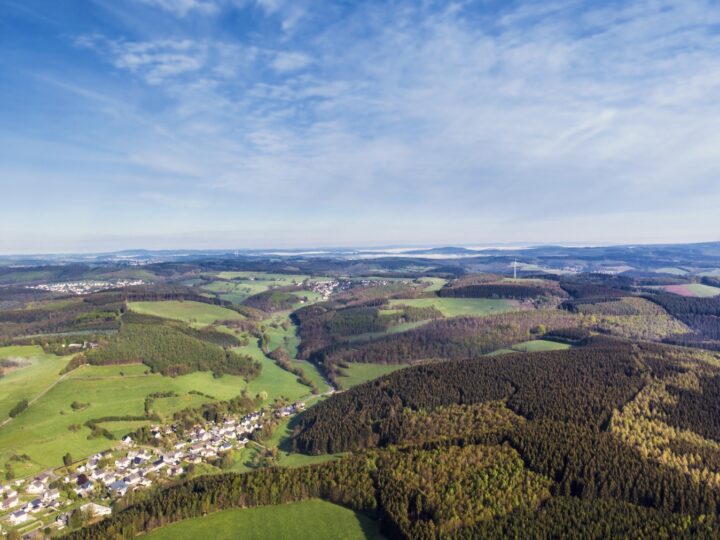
[655, 284, 720, 298]
[142, 499, 385, 540]
[0, 348, 320, 476]
[337, 363, 407, 388]
[388, 297, 520, 317]
[510, 340, 572, 352]
[127, 300, 244, 326]
[0, 345, 70, 419]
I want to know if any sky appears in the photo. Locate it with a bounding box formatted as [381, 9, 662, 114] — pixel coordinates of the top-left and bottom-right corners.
[1, 0, 720, 253]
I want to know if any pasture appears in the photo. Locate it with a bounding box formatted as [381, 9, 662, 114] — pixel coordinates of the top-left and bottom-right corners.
[0, 345, 70, 420]
[0, 349, 319, 476]
[143, 499, 385, 540]
[388, 297, 520, 317]
[128, 300, 244, 326]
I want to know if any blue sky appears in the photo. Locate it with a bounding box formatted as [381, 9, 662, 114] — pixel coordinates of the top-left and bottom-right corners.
[1, 0, 720, 253]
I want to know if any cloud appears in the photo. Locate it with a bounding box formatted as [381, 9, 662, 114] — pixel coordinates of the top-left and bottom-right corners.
[10, 0, 720, 249]
[136, 0, 219, 17]
[271, 51, 312, 72]
[255, 0, 306, 31]
[140, 191, 209, 208]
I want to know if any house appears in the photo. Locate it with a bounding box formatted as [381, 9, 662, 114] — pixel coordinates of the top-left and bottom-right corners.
[0, 496, 19, 511]
[26, 481, 45, 494]
[109, 480, 129, 496]
[44, 488, 60, 502]
[81, 502, 112, 517]
[121, 435, 133, 446]
[74, 478, 93, 497]
[29, 498, 44, 513]
[124, 473, 141, 486]
[9, 510, 28, 525]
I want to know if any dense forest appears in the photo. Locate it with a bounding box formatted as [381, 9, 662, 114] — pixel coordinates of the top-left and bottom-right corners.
[65, 338, 720, 539]
[305, 310, 581, 382]
[438, 281, 563, 300]
[73, 313, 260, 378]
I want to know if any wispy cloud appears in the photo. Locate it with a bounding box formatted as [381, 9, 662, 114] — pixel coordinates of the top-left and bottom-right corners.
[136, 0, 219, 17]
[140, 191, 209, 208]
[4, 0, 720, 250]
[271, 51, 312, 72]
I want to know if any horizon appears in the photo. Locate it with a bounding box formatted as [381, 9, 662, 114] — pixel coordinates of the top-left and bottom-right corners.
[2, 238, 720, 258]
[3, 1, 720, 252]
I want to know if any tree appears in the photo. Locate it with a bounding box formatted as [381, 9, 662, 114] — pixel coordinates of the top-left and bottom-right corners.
[64, 452, 73, 467]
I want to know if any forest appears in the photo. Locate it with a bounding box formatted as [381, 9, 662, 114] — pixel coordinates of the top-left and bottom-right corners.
[65, 337, 720, 539]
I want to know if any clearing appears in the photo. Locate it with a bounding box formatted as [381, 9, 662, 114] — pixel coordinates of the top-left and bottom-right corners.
[388, 297, 520, 317]
[142, 499, 385, 540]
[128, 300, 244, 326]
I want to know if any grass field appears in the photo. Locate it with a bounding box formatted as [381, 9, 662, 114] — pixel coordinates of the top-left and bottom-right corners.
[388, 297, 519, 317]
[656, 284, 720, 298]
[0, 345, 70, 419]
[128, 301, 244, 326]
[418, 277, 448, 292]
[510, 340, 572, 352]
[143, 499, 385, 540]
[0, 349, 319, 476]
[337, 363, 407, 388]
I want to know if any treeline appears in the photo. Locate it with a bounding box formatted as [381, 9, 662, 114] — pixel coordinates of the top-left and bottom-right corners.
[66, 419, 720, 539]
[645, 293, 720, 345]
[64, 455, 377, 540]
[308, 310, 580, 383]
[242, 289, 300, 312]
[0, 294, 123, 339]
[81, 319, 260, 378]
[438, 283, 560, 300]
[293, 339, 645, 454]
[293, 302, 443, 361]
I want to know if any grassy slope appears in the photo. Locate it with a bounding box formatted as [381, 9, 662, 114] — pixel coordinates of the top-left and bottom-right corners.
[0, 345, 70, 419]
[388, 297, 519, 317]
[128, 301, 244, 326]
[511, 340, 572, 352]
[685, 283, 720, 297]
[0, 348, 319, 476]
[337, 363, 407, 388]
[143, 499, 385, 540]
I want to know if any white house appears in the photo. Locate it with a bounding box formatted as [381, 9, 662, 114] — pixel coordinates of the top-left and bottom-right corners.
[81, 503, 112, 517]
[9, 510, 28, 525]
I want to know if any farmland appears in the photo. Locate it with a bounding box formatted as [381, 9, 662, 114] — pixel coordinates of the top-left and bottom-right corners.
[387, 297, 520, 317]
[143, 499, 385, 540]
[127, 301, 244, 326]
[660, 283, 720, 298]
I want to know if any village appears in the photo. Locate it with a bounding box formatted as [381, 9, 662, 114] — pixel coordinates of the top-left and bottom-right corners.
[0, 402, 305, 539]
[26, 280, 145, 296]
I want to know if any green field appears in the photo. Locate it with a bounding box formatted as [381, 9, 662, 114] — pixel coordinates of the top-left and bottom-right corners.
[388, 297, 519, 317]
[418, 277, 448, 292]
[511, 340, 572, 352]
[143, 499, 385, 540]
[128, 300, 244, 326]
[337, 363, 407, 388]
[685, 283, 720, 297]
[0, 348, 319, 476]
[0, 345, 70, 419]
